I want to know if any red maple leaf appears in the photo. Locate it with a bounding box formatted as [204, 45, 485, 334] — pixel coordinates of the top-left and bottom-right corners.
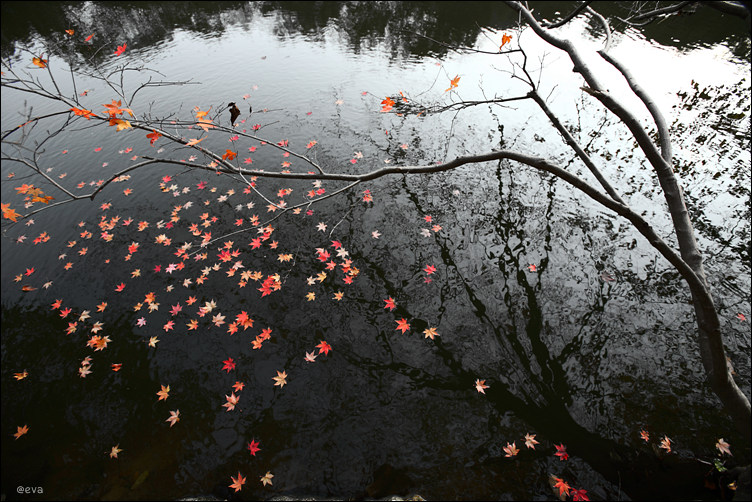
[395, 318, 410, 334]
[423, 264, 436, 275]
[113, 43, 127, 56]
[248, 439, 261, 456]
[384, 297, 397, 311]
[571, 488, 590, 501]
[552, 477, 570, 498]
[554, 443, 569, 461]
[316, 340, 332, 356]
[222, 357, 236, 373]
[236, 311, 254, 329]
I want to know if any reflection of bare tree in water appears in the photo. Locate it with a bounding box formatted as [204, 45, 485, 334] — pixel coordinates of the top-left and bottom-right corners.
[2, 0, 750, 499]
[343, 170, 712, 499]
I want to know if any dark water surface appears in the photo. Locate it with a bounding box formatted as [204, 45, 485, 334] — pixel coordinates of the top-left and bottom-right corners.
[2, 2, 750, 500]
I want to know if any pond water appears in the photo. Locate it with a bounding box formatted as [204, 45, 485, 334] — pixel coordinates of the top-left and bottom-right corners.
[1, 2, 750, 500]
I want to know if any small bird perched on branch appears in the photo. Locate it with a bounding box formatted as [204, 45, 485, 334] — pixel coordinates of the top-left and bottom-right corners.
[228, 102, 240, 125]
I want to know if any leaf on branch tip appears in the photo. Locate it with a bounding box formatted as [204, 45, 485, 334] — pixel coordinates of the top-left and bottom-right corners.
[71, 107, 95, 120]
[500, 33, 513, 49]
[147, 130, 162, 145]
[445, 75, 460, 92]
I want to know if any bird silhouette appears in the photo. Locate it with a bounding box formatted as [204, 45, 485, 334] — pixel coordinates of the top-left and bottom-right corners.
[228, 102, 240, 125]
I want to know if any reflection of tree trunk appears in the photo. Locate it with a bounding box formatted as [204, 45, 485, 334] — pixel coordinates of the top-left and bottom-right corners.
[367, 175, 739, 499]
[506, 0, 751, 442]
[494, 388, 710, 501]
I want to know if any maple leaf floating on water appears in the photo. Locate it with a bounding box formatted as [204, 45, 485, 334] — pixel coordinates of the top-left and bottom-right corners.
[716, 438, 732, 456]
[475, 379, 489, 394]
[524, 433, 539, 449]
[14, 370, 28, 381]
[14, 425, 29, 440]
[32, 55, 48, 68]
[109, 445, 122, 458]
[113, 43, 127, 56]
[2, 202, 21, 222]
[395, 318, 410, 334]
[503, 441, 519, 457]
[273, 370, 288, 388]
[550, 475, 570, 498]
[554, 443, 569, 461]
[248, 439, 261, 456]
[222, 358, 236, 373]
[659, 436, 672, 453]
[571, 488, 590, 501]
[640, 429, 650, 442]
[223, 392, 239, 411]
[260, 471, 274, 486]
[166, 410, 180, 427]
[316, 340, 332, 356]
[423, 327, 439, 340]
[229, 472, 246, 492]
[156, 385, 170, 401]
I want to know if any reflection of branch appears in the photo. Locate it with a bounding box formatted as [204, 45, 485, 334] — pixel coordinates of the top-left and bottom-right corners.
[1, 111, 70, 140]
[506, 0, 751, 441]
[541, 1, 592, 28]
[527, 90, 624, 203]
[622, 1, 694, 24]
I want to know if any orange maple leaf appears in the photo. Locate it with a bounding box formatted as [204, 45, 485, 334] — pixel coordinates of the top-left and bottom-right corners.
[222, 149, 237, 161]
[113, 44, 127, 56]
[3, 202, 21, 222]
[156, 384, 170, 401]
[32, 55, 47, 68]
[500, 33, 513, 49]
[229, 472, 246, 492]
[551, 476, 571, 498]
[64, 29, 74, 35]
[14, 424, 29, 440]
[71, 107, 95, 120]
[445, 75, 460, 92]
[108, 118, 132, 131]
